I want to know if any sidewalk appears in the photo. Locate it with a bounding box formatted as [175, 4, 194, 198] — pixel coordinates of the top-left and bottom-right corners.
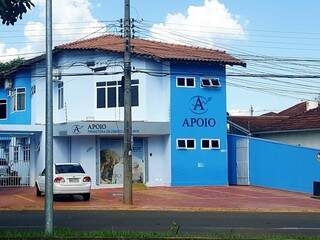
[0, 186, 320, 212]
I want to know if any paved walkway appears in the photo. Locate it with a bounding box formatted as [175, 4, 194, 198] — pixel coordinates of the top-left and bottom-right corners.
[0, 186, 320, 212]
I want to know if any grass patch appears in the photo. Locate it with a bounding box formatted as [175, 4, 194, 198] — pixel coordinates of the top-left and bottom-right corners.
[0, 229, 320, 240]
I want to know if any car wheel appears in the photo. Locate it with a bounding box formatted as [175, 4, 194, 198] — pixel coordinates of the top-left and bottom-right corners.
[82, 193, 90, 201]
[36, 184, 42, 197]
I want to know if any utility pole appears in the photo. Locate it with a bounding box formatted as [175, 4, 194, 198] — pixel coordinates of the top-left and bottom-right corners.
[45, 0, 54, 234]
[123, 0, 133, 205]
[250, 105, 254, 117]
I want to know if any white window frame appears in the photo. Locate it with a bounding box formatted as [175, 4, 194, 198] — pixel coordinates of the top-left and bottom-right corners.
[96, 82, 106, 109]
[0, 99, 7, 120]
[57, 82, 64, 110]
[96, 80, 140, 109]
[200, 77, 221, 88]
[176, 138, 196, 150]
[201, 138, 221, 150]
[11, 87, 26, 112]
[176, 76, 196, 88]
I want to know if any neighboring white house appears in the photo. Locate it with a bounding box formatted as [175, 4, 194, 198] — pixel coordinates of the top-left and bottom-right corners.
[229, 101, 320, 149]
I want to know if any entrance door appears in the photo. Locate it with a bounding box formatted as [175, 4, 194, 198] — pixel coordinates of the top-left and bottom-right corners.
[99, 138, 145, 185]
[236, 138, 249, 185]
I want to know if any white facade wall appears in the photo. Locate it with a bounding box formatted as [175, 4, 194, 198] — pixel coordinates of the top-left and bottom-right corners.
[28, 51, 171, 187]
[257, 131, 320, 150]
[147, 135, 171, 186]
[70, 136, 97, 184]
[45, 51, 171, 123]
[53, 137, 70, 163]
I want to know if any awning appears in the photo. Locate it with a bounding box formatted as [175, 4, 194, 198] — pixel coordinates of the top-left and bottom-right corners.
[54, 121, 170, 137]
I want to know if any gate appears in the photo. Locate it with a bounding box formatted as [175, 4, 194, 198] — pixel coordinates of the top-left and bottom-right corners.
[236, 138, 250, 185]
[0, 137, 31, 187]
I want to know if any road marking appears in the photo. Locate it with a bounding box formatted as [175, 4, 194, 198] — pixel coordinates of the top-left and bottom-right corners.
[14, 194, 35, 203]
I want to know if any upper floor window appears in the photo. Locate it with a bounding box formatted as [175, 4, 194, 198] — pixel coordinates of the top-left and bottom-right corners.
[12, 88, 26, 112]
[96, 79, 139, 109]
[57, 82, 64, 109]
[176, 77, 195, 88]
[201, 78, 221, 88]
[0, 99, 7, 119]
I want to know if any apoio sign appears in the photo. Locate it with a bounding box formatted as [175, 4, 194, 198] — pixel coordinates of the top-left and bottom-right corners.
[182, 96, 216, 128]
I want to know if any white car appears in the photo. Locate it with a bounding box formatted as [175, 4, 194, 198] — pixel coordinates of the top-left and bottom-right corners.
[35, 163, 91, 201]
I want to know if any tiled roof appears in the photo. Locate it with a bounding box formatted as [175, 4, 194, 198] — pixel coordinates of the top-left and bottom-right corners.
[56, 34, 245, 66]
[229, 102, 320, 133]
[228, 116, 289, 133]
[278, 102, 307, 117]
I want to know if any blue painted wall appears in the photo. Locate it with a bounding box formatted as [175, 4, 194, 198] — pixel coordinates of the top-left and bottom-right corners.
[170, 62, 228, 186]
[0, 71, 31, 125]
[227, 134, 238, 185]
[228, 134, 320, 194]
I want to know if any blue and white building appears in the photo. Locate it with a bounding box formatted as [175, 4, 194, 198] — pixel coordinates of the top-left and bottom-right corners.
[0, 35, 245, 188]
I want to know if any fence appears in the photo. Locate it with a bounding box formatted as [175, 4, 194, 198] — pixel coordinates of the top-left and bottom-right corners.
[228, 134, 320, 194]
[0, 137, 31, 187]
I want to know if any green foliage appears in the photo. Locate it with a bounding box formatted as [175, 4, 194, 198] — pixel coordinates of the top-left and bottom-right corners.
[0, 58, 24, 73]
[0, 0, 34, 25]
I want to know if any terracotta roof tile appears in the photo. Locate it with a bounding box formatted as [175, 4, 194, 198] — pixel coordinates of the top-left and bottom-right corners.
[229, 104, 320, 133]
[56, 34, 245, 66]
[278, 102, 307, 117]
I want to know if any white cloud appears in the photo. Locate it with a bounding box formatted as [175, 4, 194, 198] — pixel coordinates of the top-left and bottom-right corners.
[1, 0, 106, 62]
[228, 109, 250, 116]
[150, 0, 247, 48]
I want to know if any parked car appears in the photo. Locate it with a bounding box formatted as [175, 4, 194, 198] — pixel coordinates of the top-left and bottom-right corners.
[35, 163, 91, 201]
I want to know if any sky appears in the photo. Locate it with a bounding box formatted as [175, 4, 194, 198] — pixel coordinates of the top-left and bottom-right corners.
[0, 0, 320, 116]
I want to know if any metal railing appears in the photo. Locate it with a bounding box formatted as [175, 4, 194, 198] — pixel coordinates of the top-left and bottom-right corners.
[0, 139, 31, 187]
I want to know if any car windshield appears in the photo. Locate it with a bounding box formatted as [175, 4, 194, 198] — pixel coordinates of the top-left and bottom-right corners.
[55, 165, 85, 174]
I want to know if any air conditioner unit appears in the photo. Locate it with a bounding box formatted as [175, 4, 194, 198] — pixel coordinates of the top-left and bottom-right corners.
[4, 79, 12, 90]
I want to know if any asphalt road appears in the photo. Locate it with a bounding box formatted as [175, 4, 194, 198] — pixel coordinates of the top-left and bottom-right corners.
[0, 211, 320, 236]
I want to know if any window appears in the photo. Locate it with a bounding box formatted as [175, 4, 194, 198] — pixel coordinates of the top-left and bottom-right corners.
[176, 77, 195, 88]
[201, 78, 221, 88]
[176, 138, 196, 150]
[0, 99, 7, 119]
[55, 164, 85, 174]
[12, 88, 26, 111]
[201, 139, 221, 150]
[96, 79, 139, 109]
[57, 82, 64, 109]
[96, 82, 106, 108]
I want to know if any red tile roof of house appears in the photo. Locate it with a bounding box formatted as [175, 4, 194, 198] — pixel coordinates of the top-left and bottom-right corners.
[56, 34, 245, 66]
[278, 102, 307, 117]
[229, 102, 320, 133]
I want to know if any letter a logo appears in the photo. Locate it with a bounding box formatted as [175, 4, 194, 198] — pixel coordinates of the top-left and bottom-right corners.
[194, 97, 204, 111]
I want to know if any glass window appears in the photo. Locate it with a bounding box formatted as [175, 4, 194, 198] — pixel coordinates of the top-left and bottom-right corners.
[187, 140, 195, 149]
[131, 85, 139, 107]
[177, 139, 186, 149]
[201, 139, 210, 149]
[211, 139, 220, 149]
[55, 164, 85, 174]
[176, 77, 195, 87]
[186, 78, 195, 87]
[0, 99, 7, 119]
[177, 78, 185, 86]
[176, 139, 196, 150]
[107, 87, 117, 108]
[97, 87, 106, 108]
[13, 88, 26, 111]
[57, 82, 64, 109]
[201, 78, 221, 88]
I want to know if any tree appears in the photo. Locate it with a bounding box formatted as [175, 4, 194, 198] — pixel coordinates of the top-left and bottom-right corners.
[0, 0, 34, 25]
[0, 58, 24, 73]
